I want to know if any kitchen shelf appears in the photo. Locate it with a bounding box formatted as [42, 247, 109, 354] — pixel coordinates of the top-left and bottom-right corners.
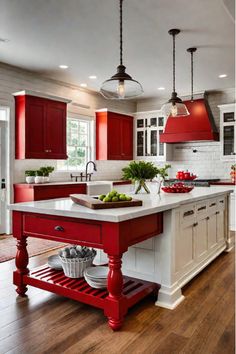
[16, 264, 160, 311]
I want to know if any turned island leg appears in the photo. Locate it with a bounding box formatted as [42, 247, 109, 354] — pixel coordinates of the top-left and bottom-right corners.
[13, 212, 29, 296]
[105, 254, 127, 331]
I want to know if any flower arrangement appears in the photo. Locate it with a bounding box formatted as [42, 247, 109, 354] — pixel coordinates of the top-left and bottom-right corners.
[230, 164, 236, 182]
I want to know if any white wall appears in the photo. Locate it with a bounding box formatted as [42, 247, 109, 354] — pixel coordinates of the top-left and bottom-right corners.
[136, 88, 235, 179]
[0, 63, 136, 187]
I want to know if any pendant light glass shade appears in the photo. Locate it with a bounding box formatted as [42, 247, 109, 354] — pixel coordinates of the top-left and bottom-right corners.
[162, 93, 190, 117]
[161, 29, 189, 117]
[100, 0, 143, 100]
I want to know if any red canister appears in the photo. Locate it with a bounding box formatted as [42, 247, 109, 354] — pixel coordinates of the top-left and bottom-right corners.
[184, 171, 191, 180]
[176, 171, 184, 180]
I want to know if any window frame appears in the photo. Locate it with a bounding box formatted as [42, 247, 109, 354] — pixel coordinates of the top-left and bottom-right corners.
[57, 116, 94, 172]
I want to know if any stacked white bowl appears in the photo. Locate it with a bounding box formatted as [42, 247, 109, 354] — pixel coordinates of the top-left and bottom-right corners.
[84, 266, 109, 289]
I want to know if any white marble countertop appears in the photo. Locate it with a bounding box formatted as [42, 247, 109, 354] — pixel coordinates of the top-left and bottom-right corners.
[8, 186, 233, 223]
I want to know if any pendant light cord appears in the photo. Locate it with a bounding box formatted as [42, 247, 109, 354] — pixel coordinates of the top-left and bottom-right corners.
[191, 50, 193, 101]
[172, 33, 176, 93]
[120, 0, 123, 65]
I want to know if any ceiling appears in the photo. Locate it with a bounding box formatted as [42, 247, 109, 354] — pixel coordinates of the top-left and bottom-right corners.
[0, 0, 235, 100]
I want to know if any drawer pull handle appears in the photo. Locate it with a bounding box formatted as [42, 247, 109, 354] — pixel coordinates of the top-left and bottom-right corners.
[209, 203, 216, 207]
[184, 210, 194, 217]
[215, 211, 220, 215]
[55, 225, 64, 232]
[219, 200, 224, 204]
[193, 222, 198, 227]
[198, 206, 206, 211]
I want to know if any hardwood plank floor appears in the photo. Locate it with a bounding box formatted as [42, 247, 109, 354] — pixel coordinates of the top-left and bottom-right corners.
[0, 244, 234, 354]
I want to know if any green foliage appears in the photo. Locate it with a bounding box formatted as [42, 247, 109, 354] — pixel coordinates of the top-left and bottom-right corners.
[36, 170, 44, 177]
[156, 164, 171, 179]
[25, 170, 36, 177]
[39, 166, 55, 176]
[122, 161, 159, 181]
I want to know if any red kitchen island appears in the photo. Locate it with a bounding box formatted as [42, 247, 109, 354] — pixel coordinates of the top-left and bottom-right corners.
[11, 207, 162, 330]
[9, 186, 233, 330]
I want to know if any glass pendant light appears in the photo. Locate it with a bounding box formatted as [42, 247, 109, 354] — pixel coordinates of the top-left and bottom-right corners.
[162, 29, 189, 117]
[187, 47, 197, 101]
[100, 0, 143, 99]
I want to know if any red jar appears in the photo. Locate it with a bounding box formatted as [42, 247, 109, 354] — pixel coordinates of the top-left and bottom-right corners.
[176, 171, 184, 180]
[184, 171, 191, 180]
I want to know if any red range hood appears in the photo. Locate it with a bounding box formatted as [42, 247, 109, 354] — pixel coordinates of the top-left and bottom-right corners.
[160, 93, 219, 143]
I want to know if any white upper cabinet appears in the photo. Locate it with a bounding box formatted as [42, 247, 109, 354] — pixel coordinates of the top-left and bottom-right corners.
[218, 103, 236, 160]
[134, 110, 172, 161]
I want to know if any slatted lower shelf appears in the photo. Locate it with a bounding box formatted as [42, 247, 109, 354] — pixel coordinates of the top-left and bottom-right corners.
[21, 265, 160, 310]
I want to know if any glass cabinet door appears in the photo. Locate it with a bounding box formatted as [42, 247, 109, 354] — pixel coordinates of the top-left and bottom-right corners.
[137, 131, 144, 156]
[222, 111, 235, 157]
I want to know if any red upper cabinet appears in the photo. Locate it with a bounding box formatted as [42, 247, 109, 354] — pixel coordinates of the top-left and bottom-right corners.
[14, 91, 71, 159]
[96, 110, 133, 160]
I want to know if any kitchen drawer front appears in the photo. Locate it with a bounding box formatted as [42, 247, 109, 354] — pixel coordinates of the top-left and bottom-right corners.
[217, 196, 226, 211]
[180, 203, 196, 225]
[196, 201, 208, 219]
[208, 198, 217, 215]
[23, 214, 102, 246]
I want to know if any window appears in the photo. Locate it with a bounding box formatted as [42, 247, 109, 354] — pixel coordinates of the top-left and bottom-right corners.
[57, 117, 93, 171]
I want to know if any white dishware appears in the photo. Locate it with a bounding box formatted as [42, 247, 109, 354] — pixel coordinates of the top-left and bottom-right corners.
[84, 266, 109, 279]
[47, 254, 62, 270]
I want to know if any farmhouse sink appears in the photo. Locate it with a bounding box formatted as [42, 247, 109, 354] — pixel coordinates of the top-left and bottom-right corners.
[86, 181, 113, 195]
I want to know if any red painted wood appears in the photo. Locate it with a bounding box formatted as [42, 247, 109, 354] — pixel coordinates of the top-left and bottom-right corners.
[23, 214, 102, 246]
[12, 212, 29, 296]
[14, 183, 87, 203]
[12, 210, 162, 330]
[160, 99, 219, 143]
[96, 111, 133, 160]
[45, 101, 67, 159]
[106, 255, 125, 330]
[15, 94, 68, 159]
[26, 96, 46, 158]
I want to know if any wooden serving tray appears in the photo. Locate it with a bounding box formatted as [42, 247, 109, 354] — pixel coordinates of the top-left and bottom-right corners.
[70, 194, 142, 209]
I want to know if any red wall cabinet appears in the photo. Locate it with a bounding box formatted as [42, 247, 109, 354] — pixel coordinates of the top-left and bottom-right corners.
[14, 183, 87, 203]
[14, 91, 71, 159]
[96, 110, 133, 160]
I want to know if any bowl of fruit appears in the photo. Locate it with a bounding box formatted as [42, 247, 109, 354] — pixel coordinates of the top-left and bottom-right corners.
[162, 182, 194, 193]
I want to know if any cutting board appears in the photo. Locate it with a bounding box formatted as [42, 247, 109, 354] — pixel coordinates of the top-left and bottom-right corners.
[70, 194, 142, 209]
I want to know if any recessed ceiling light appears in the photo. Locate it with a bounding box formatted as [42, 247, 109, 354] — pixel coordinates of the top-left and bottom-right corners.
[218, 74, 227, 78]
[59, 65, 69, 69]
[158, 87, 165, 90]
[0, 38, 10, 43]
[80, 83, 87, 87]
[89, 75, 97, 79]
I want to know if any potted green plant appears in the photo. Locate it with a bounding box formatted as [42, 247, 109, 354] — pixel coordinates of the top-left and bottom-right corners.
[35, 170, 44, 184]
[156, 164, 171, 194]
[39, 166, 54, 182]
[25, 170, 36, 184]
[122, 161, 159, 194]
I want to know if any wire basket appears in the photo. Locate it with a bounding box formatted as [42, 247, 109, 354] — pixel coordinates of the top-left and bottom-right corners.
[59, 253, 96, 278]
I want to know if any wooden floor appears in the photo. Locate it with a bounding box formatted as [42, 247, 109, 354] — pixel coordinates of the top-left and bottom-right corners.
[0, 245, 234, 354]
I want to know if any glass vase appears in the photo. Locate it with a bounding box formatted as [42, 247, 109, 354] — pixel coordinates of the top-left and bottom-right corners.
[134, 179, 150, 194]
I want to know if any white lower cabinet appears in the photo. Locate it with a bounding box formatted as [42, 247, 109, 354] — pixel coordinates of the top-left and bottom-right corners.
[175, 197, 226, 278]
[195, 217, 208, 263]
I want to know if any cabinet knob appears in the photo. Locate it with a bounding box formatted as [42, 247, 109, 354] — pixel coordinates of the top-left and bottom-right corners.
[206, 216, 210, 220]
[215, 211, 220, 215]
[54, 225, 64, 232]
[193, 222, 198, 227]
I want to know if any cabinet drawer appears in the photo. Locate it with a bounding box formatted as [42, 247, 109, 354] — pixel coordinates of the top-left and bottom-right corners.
[208, 198, 217, 214]
[196, 201, 208, 218]
[217, 196, 225, 211]
[23, 214, 102, 246]
[180, 204, 195, 225]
